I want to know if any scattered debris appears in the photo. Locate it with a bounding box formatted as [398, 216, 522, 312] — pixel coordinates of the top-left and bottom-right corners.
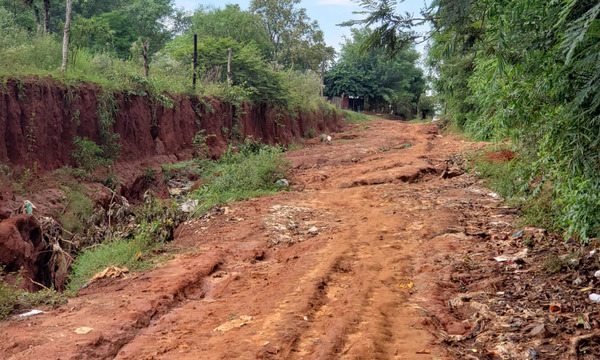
[19, 200, 36, 215]
[213, 315, 252, 332]
[81, 266, 129, 289]
[179, 199, 199, 213]
[74, 327, 93, 335]
[18, 310, 44, 318]
[264, 205, 329, 246]
[275, 179, 289, 188]
[511, 229, 524, 238]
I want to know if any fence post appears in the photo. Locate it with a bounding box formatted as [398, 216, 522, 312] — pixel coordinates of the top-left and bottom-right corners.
[193, 34, 198, 89]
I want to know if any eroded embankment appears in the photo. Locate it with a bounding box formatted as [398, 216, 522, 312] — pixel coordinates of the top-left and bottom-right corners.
[0, 77, 342, 172]
[0, 77, 344, 291]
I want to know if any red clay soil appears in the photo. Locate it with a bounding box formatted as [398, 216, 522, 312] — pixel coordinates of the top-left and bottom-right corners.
[0, 215, 47, 291]
[0, 76, 343, 225]
[0, 119, 517, 359]
[0, 77, 342, 172]
[484, 150, 515, 163]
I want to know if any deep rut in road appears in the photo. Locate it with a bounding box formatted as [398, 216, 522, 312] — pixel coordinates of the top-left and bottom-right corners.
[1, 119, 506, 359]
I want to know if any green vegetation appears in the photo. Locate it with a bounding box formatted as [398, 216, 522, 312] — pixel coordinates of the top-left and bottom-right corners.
[161, 160, 205, 183]
[343, 110, 371, 123]
[0, 272, 19, 320]
[192, 140, 289, 214]
[325, 28, 425, 118]
[0, 1, 336, 114]
[394, 143, 412, 150]
[71, 136, 107, 173]
[68, 222, 164, 291]
[192, 130, 215, 159]
[59, 186, 94, 234]
[0, 269, 67, 320]
[67, 141, 288, 291]
[352, 0, 600, 242]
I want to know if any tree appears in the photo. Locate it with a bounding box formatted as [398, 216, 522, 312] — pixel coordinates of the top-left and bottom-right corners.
[188, 4, 273, 57]
[69, 15, 114, 64]
[60, 0, 71, 72]
[325, 28, 424, 116]
[350, 0, 600, 239]
[250, 0, 334, 71]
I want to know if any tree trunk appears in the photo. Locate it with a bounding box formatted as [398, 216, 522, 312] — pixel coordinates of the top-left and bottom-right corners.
[43, 0, 50, 33]
[143, 39, 150, 77]
[227, 48, 232, 85]
[320, 59, 325, 97]
[61, 0, 72, 73]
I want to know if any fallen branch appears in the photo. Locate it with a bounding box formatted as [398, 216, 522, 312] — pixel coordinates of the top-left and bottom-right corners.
[570, 331, 600, 356]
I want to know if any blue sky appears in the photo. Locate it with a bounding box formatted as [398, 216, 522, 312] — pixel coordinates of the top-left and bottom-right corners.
[173, 0, 431, 54]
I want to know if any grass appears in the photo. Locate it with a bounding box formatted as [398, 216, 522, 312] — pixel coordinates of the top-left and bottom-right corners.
[333, 138, 364, 143]
[0, 270, 67, 320]
[407, 117, 433, 124]
[393, 143, 412, 149]
[343, 110, 371, 123]
[58, 187, 94, 234]
[0, 33, 340, 117]
[192, 143, 289, 214]
[466, 145, 558, 232]
[161, 160, 206, 183]
[67, 222, 165, 291]
[67, 142, 289, 292]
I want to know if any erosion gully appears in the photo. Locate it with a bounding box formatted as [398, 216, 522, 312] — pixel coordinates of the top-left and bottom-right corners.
[1, 119, 514, 359]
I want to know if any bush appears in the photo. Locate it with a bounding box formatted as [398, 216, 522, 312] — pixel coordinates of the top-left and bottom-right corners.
[71, 136, 107, 173]
[192, 130, 215, 159]
[193, 144, 289, 213]
[0, 272, 20, 320]
[0, 269, 67, 320]
[58, 187, 94, 234]
[68, 220, 169, 291]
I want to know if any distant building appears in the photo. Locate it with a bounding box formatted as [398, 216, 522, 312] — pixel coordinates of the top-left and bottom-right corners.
[325, 94, 364, 112]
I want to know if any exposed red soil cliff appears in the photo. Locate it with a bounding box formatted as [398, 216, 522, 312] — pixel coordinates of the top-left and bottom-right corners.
[0, 77, 343, 172]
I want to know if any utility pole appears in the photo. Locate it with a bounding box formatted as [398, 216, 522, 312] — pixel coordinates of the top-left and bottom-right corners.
[193, 34, 198, 89]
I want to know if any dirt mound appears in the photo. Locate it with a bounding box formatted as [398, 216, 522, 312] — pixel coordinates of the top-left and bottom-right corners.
[0, 215, 47, 291]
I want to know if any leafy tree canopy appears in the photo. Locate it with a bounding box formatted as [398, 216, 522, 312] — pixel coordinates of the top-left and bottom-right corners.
[325, 28, 424, 117]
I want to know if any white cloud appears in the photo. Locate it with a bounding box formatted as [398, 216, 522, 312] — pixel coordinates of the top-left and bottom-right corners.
[317, 0, 357, 5]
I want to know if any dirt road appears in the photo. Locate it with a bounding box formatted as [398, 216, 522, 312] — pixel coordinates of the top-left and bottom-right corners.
[1, 119, 507, 359]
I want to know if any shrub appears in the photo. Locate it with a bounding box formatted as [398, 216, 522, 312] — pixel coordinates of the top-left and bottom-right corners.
[58, 187, 94, 234]
[193, 144, 289, 213]
[71, 136, 106, 173]
[192, 130, 215, 159]
[0, 271, 20, 320]
[68, 232, 154, 291]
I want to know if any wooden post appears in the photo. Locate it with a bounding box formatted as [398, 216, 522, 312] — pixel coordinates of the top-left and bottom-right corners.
[193, 34, 198, 89]
[227, 47, 232, 85]
[142, 39, 149, 77]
